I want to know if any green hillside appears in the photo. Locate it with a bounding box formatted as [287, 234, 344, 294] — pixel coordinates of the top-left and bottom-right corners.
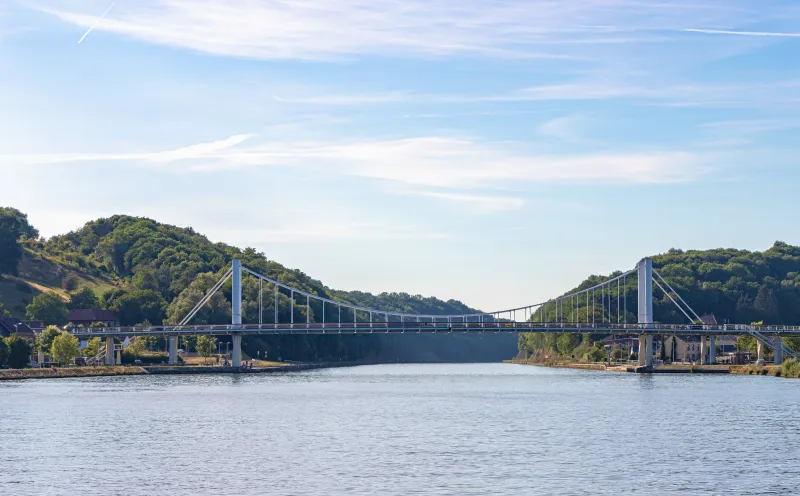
[1, 209, 517, 362]
[521, 243, 800, 359]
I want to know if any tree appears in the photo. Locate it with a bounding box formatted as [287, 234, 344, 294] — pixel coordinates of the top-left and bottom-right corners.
[106, 289, 167, 326]
[556, 333, 578, 356]
[0, 301, 10, 318]
[26, 293, 69, 326]
[5, 334, 32, 368]
[37, 325, 62, 356]
[0, 222, 22, 275]
[128, 336, 146, 359]
[68, 287, 100, 310]
[755, 286, 780, 323]
[62, 275, 79, 292]
[0, 207, 39, 239]
[0, 337, 8, 366]
[736, 335, 757, 353]
[51, 332, 80, 364]
[83, 337, 101, 357]
[196, 335, 217, 364]
[610, 344, 623, 361]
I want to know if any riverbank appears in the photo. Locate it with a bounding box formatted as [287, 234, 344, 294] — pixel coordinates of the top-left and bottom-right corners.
[0, 361, 358, 381]
[505, 359, 733, 374]
[0, 366, 147, 380]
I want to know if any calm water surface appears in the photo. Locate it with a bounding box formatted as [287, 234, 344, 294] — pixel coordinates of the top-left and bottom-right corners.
[1, 364, 799, 495]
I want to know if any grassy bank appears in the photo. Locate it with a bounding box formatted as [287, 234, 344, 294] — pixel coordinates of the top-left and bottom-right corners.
[505, 359, 630, 372]
[731, 359, 800, 378]
[0, 366, 146, 380]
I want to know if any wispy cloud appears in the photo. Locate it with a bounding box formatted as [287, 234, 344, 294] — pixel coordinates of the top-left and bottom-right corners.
[401, 190, 525, 214]
[30, 0, 783, 61]
[270, 79, 800, 110]
[681, 28, 800, 38]
[1, 133, 709, 190]
[536, 115, 589, 142]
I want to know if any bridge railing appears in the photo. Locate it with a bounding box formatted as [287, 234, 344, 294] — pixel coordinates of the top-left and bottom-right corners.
[65, 322, 800, 337]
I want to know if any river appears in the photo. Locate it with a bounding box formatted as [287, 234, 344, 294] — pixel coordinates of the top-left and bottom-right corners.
[1, 364, 799, 495]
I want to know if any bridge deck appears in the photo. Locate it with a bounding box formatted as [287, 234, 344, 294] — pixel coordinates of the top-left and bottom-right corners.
[69, 322, 800, 338]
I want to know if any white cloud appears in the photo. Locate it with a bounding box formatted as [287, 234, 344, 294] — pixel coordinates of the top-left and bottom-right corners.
[536, 115, 588, 142]
[400, 190, 525, 214]
[1, 133, 708, 190]
[29, 0, 782, 60]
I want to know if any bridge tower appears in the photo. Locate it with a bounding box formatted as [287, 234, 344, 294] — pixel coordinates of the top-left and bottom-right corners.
[231, 259, 243, 368]
[637, 259, 654, 368]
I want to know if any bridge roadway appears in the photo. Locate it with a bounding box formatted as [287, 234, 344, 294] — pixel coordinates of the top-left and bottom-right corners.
[69, 322, 800, 339]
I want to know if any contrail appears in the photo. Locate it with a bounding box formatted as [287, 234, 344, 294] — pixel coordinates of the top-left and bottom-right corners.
[77, 2, 116, 44]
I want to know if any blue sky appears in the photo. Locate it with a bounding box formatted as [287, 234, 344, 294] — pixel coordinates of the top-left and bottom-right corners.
[1, 0, 799, 312]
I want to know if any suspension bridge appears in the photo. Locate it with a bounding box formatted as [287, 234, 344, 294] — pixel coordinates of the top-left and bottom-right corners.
[67, 259, 800, 368]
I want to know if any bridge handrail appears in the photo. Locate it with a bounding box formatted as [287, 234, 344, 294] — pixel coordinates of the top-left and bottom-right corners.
[65, 321, 800, 336]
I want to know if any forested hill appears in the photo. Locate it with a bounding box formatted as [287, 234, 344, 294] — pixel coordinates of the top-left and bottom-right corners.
[40, 214, 478, 322]
[539, 243, 800, 326]
[1, 211, 515, 362]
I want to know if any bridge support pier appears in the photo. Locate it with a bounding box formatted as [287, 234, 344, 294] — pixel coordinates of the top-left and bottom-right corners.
[709, 336, 716, 365]
[168, 336, 178, 365]
[637, 335, 653, 367]
[105, 336, 115, 366]
[774, 338, 783, 365]
[232, 335, 242, 368]
[700, 337, 708, 365]
[757, 340, 764, 361]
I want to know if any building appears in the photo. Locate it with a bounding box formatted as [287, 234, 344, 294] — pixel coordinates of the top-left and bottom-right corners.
[0, 317, 37, 363]
[0, 317, 35, 339]
[23, 320, 45, 331]
[658, 335, 737, 363]
[67, 309, 120, 328]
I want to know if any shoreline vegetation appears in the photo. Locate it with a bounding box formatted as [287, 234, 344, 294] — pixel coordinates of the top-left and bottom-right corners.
[505, 358, 800, 378]
[0, 361, 352, 381]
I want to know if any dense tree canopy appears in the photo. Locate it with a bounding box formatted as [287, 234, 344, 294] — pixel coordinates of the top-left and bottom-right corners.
[51, 332, 81, 364]
[0, 337, 8, 366]
[37, 326, 62, 355]
[520, 242, 800, 358]
[0, 207, 39, 239]
[68, 287, 100, 310]
[5, 335, 32, 368]
[26, 293, 69, 326]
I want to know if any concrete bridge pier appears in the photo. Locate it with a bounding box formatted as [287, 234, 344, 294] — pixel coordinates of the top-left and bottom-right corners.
[709, 336, 717, 365]
[638, 335, 653, 367]
[774, 337, 783, 365]
[168, 336, 178, 365]
[105, 336, 115, 366]
[757, 340, 764, 361]
[700, 337, 708, 364]
[232, 335, 242, 368]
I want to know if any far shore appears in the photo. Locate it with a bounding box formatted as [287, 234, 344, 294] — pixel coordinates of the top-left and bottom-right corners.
[505, 359, 789, 376]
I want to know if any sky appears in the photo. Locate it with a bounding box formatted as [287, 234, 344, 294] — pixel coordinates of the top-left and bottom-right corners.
[1, 0, 799, 313]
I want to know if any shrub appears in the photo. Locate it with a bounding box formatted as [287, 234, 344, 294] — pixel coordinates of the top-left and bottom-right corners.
[781, 359, 800, 379]
[62, 275, 79, 292]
